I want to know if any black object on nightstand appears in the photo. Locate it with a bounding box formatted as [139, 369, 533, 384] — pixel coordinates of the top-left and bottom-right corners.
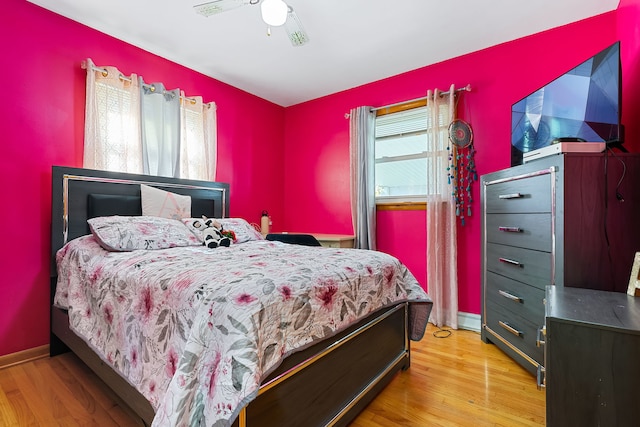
[266, 233, 322, 247]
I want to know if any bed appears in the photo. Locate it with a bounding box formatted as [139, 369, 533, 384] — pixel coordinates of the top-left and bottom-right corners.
[50, 166, 432, 427]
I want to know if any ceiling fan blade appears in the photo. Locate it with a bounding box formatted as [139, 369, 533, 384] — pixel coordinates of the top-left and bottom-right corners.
[193, 0, 247, 17]
[284, 6, 309, 46]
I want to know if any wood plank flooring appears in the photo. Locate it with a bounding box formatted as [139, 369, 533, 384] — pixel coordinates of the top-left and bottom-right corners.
[0, 324, 545, 426]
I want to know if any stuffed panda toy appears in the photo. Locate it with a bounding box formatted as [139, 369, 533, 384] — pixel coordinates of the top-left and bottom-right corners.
[191, 217, 232, 249]
[203, 225, 231, 249]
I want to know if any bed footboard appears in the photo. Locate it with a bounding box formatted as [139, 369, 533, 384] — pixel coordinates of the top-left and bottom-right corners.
[233, 303, 409, 427]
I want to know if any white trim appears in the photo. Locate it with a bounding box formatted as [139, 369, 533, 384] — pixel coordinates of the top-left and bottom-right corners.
[457, 312, 481, 332]
[0, 344, 49, 370]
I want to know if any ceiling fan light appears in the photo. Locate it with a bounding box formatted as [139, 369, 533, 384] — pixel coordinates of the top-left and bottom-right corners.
[261, 0, 288, 27]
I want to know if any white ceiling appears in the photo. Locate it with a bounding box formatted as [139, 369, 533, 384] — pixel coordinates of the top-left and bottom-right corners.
[28, 0, 619, 107]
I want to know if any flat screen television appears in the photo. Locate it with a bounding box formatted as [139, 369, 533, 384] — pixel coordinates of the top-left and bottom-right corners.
[511, 42, 622, 166]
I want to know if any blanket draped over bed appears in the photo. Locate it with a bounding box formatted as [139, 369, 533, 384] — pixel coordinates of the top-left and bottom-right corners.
[55, 237, 431, 427]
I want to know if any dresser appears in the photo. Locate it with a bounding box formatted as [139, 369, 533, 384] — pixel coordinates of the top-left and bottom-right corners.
[545, 286, 640, 426]
[480, 152, 640, 378]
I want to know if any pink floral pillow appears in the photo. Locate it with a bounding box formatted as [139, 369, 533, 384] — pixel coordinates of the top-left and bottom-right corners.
[88, 216, 201, 251]
[183, 217, 263, 244]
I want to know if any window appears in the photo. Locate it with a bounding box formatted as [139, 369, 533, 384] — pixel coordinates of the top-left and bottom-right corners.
[83, 59, 216, 181]
[180, 98, 216, 181]
[375, 104, 450, 203]
[89, 79, 142, 173]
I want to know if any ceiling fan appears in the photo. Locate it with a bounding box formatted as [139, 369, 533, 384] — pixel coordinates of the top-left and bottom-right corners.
[194, 0, 310, 46]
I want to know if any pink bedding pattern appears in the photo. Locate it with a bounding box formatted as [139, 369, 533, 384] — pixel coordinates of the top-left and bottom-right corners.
[55, 236, 431, 427]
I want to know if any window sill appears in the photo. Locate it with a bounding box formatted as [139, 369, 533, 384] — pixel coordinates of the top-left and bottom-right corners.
[376, 201, 426, 211]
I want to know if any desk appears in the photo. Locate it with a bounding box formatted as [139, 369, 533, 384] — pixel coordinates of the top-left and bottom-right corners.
[273, 233, 355, 248]
[311, 234, 355, 248]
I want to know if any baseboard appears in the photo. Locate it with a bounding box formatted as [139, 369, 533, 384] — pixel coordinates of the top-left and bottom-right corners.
[0, 344, 50, 370]
[457, 312, 481, 332]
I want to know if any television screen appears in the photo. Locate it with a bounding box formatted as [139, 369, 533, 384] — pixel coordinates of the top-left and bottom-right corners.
[511, 42, 621, 165]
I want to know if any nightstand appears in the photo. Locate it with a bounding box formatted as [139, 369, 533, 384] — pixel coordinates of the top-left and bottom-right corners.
[545, 286, 640, 426]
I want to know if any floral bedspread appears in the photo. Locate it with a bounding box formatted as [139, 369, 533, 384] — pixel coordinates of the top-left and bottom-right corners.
[55, 236, 431, 427]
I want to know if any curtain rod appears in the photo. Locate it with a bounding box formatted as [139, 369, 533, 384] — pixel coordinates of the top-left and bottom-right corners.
[81, 61, 213, 107]
[371, 84, 471, 112]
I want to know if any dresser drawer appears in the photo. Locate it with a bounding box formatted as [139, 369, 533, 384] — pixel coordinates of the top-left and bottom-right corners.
[485, 271, 545, 322]
[484, 173, 552, 214]
[485, 213, 552, 252]
[485, 299, 544, 364]
[486, 243, 552, 289]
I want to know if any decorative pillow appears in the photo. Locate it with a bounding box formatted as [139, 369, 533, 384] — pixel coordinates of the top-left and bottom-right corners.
[183, 217, 263, 244]
[141, 184, 191, 220]
[88, 216, 201, 251]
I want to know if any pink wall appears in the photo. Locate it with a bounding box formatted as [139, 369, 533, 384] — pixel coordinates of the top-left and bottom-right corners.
[376, 210, 427, 286]
[0, 0, 285, 357]
[283, 6, 640, 315]
[619, 0, 640, 144]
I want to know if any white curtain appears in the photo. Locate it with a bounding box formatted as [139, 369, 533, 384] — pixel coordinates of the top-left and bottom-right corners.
[426, 85, 458, 329]
[140, 79, 181, 178]
[83, 58, 217, 181]
[349, 106, 376, 250]
[83, 58, 143, 174]
[180, 93, 217, 181]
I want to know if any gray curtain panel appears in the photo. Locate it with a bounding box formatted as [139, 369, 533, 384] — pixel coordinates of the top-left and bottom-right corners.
[140, 79, 181, 178]
[349, 106, 376, 250]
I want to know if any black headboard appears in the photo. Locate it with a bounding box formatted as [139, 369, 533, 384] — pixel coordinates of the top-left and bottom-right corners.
[51, 166, 230, 277]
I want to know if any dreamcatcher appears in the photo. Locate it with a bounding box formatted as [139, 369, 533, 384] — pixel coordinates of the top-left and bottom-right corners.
[447, 118, 477, 226]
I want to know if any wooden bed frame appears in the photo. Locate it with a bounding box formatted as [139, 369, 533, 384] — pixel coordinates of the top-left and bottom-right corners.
[50, 166, 414, 427]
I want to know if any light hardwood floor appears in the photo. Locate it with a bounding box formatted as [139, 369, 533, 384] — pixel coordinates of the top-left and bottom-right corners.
[0, 324, 545, 426]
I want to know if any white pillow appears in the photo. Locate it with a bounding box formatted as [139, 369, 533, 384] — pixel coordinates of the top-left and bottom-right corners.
[141, 184, 191, 220]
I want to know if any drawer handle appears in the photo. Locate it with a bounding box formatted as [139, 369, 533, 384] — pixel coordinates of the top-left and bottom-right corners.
[499, 257, 523, 267]
[536, 325, 546, 347]
[498, 193, 523, 199]
[498, 226, 522, 233]
[498, 321, 523, 337]
[536, 365, 546, 390]
[498, 290, 523, 303]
